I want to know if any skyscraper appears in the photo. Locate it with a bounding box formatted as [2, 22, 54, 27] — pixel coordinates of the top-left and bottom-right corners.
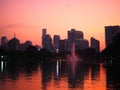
[1, 36, 8, 46]
[75, 39, 89, 50]
[53, 35, 60, 53]
[105, 25, 120, 47]
[42, 28, 47, 48]
[59, 39, 68, 52]
[43, 34, 54, 52]
[68, 29, 83, 42]
[68, 29, 83, 51]
[90, 37, 100, 52]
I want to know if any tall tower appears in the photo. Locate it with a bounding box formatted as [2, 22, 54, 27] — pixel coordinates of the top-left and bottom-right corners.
[54, 35, 60, 53]
[43, 34, 54, 52]
[42, 28, 47, 48]
[105, 26, 120, 47]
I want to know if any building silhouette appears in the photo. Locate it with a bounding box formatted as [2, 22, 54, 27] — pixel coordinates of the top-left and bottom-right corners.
[68, 29, 83, 51]
[68, 29, 83, 40]
[19, 40, 32, 51]
[1, 36, 8, 46]
[42, 28, 47, 48]
[67, 29, 89, 51]
[105, 25, 120, 47]
[41, 28, 54, 52]
[7, 35, 20, 51]
[90, 37, 100, 52]
[35, 45, 41, 51]
[59, 39, 68, 52]
[53, 35, 60, 53]
[43, 34, 54, 52]
[0, 36, 8, 51]
[75, 39, 89, 50]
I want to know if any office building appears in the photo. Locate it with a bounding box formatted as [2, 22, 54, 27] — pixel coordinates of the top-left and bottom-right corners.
[42, 28, 47, 48]
[43, 34, 54, 52]
[59, 39, 68, 52]
[90, 37, 100, 52]
[1, 36, 8, 46]
[53, 35, 60, 53]
[68, 29, 84, 51]
[105, 25, 120, 47]
[75, 39, 89, 50]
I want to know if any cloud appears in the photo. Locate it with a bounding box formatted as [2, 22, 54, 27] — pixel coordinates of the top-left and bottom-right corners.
[0, 23, 37, 30]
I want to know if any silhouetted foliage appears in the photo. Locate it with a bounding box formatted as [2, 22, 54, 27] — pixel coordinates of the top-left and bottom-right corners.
[25, 45, 38, 53]
[0, 46, 5, 55]
[39, 48, 54, 59]
[76, 48, 101, 63]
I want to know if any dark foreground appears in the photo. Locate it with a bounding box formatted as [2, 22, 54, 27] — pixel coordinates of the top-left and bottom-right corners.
[0, 57, 120, 90]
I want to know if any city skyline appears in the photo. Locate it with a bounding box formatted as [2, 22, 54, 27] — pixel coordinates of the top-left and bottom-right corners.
[0, 26, 120, 51]
[0, 0, 120, 51]
[0, 28, 98, 51]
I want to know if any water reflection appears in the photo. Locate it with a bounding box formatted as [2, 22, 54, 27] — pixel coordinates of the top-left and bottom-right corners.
[0, 58, 120, 90]
[106, 64, 120, 89]
[91, 64, 100, 80]
[54, 61, 60, 80]
[0, 61, 7, 73]
[42, 60, 53, 90]
[67, 61, 84, 88]
[84, 64, 106, 90]
[67, 43, 83, 88]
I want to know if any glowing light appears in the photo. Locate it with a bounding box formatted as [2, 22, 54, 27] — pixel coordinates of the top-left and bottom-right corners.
[1, 56, 4, 59]
[67, 43, 79, 78]
[1, 61, 4, 72]
[38, 65, 40, 71]
[56, 61, 59, 77]
[67, 43, 79, 61]
[110, 60, 112, 64]
[56, 49, 59, 54]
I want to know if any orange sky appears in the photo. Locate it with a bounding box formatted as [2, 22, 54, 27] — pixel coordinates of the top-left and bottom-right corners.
[0, 0, 120, 51]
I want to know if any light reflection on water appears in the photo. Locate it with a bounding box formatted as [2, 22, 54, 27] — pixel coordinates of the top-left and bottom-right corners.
[0, 59, 120, 90]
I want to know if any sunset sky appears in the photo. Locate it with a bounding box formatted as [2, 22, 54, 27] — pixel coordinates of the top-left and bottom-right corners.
[0, 0, 120, 51]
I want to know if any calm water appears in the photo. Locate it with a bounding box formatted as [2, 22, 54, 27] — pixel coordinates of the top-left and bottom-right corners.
[0, 59, 120, 90]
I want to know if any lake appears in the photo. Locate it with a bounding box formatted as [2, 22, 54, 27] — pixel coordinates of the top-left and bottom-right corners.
[0, 58, 120, 90]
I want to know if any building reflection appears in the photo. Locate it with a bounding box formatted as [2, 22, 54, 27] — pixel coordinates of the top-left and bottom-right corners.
[54, 61, 60, 80]
[67, 60, 78, 87]
[0, 57, 115, 90]
[41, 60, 53, 90]
[23, 63, 38, 80]
[106, 63, 120, 89]
[67, 61, 90, 89]
[5, 58, 20, 83]
[0, 58, 38, 82]
[91, 64, 100, 80]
